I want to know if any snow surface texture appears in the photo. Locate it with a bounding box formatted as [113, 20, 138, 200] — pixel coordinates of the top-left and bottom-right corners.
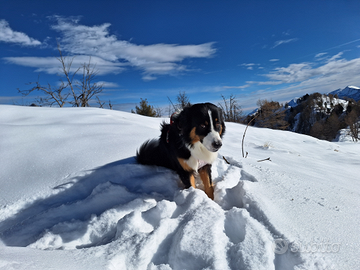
[0, 105, 359, 270]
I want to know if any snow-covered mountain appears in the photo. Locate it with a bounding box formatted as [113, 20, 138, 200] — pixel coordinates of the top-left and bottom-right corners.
[0, 105, 359, 269]
[329, 85, 360, 101]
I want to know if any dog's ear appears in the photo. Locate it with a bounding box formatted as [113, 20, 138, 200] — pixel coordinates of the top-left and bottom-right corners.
[218, 108, 226, 136]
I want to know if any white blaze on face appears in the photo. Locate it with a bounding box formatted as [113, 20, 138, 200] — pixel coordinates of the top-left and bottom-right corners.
[186, 110, 221, 169]
[203, 110, 222, 152]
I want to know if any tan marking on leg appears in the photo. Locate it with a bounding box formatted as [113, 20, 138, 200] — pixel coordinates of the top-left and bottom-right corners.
[177, 158, 194, 172]
[189, 174, 196, 188]
[199, 168, 214, 200]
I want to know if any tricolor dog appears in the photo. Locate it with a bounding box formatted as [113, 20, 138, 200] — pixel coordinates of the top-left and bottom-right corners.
[136, 103, 225, 199]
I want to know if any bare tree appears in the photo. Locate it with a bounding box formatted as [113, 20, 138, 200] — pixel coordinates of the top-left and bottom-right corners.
[96, 96, 105, 108]
[18, 43, 105, 107]
[18, 77, 69, 107]
[75, 58, 104, 107]
[56, 42, 80, 107]
[167, 91, 191, 117]
[176, 91, 191, 109]
[155, 106, 162, 117]
[345, 110, 360, 142]
[218, 94, 243, 123]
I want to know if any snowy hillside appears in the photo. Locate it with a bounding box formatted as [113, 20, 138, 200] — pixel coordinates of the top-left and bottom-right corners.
[1, 105, 359, 270]
[329, 85, 360, 101]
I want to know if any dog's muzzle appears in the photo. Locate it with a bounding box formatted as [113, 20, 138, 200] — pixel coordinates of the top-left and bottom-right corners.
[212, 140, 222, 151]
[211, 140, 222, 152]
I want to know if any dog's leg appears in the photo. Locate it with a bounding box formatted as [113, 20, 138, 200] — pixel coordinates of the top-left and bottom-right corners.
[189, 174, 196, 188]
[178, 158, 196, 188]
[178, 171, 196, 189]
[198, 164, 214, 200]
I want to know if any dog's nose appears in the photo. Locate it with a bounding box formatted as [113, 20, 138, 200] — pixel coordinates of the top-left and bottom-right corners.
[212, 140, 222, 150]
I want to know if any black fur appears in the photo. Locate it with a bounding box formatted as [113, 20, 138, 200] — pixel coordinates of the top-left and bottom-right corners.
[136, 103, 226, 193]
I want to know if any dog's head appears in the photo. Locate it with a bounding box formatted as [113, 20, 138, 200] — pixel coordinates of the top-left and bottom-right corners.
[174, 103, 225, 152]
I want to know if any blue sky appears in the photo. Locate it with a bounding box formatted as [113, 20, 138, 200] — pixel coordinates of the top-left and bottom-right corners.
[1, 0, 360, 113]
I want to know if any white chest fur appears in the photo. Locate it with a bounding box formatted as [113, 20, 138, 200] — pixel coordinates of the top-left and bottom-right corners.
[185, 141, 218, 171]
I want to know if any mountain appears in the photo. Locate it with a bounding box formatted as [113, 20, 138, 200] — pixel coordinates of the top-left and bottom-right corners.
[1, 105, 359, 269]
[247, 91, 360, 141]
[329, 85, 360, 101]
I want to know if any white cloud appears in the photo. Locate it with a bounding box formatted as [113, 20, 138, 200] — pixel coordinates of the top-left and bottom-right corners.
[271, 38, 298, 49]
[0, 20, 41, 46]
[240, 63, 260, 70]
[96, 81, 120, 88]
[223, 84, 250, 89]
[3, 16, 216, 80]
[49, 16, 216, 80]
[315, 52, 327, 58]
[4, 55, 126, 75]
[269, 59, 279, 62]
[247, 52, 360, 103]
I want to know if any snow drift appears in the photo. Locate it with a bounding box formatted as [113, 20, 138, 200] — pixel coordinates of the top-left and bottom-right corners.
[0, 105, 359, 270]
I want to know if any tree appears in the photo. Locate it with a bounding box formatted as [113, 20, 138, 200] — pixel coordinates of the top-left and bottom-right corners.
[176, 91, 191, 109]
[18, 43, 104, 108]
[255, 99, 288, 130]
[19, 77, 69, 107]
[133, 98, 159, 117]
[75, 58, 104, 107]
[345, 110, 360, 142]
[218, 94, 243, 123]
[167, 91, 191, 116]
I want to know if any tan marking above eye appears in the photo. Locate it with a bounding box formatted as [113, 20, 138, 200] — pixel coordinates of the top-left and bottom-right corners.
[205, 121, 209, 125]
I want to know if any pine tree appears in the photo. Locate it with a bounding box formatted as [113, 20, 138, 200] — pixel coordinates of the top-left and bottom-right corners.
[134, 99, 157, 117]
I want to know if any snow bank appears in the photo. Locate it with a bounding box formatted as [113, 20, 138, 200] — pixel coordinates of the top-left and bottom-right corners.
[1, 105, 359, 269]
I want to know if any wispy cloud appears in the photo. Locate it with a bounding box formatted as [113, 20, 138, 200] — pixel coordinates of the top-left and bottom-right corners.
[240, 63, 261, 70]
[269, 59, 279, 62]
[315, 52, 327, 58]
[223, 84, 250, 89]
[4, 55, 126, 75]
[271, 38, 298, 49]
[96, 81, 120, 88]
[4, 16, 216, 80]
[51, 16, 215, 80]
[0, 19, 41, 46]
[247, 52, 360, 102]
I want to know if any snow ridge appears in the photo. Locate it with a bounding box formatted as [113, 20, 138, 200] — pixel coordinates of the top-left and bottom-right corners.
[1, 155, 305, 270]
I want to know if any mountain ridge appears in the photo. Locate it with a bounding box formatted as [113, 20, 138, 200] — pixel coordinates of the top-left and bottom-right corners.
[329, 85, 360, 101]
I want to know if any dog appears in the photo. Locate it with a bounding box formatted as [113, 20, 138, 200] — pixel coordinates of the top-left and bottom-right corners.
[136, 103, 225, 199]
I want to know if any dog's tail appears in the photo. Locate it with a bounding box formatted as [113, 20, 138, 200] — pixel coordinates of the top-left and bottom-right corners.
[136, 139, 161, 166]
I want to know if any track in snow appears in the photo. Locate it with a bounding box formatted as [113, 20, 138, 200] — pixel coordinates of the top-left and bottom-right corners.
[0, 156, 307, 270]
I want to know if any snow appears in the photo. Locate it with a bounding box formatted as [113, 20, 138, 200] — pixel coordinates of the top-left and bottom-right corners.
[1, 105, 359, 270]
[329, 85, 360, 101]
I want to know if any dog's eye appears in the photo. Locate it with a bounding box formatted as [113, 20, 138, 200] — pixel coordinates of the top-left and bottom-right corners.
[215, 123, 221, 130]
[200, 124, 206, 129]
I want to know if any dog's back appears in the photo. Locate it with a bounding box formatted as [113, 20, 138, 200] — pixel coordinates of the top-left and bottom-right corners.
[136, 123, 176, 170]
